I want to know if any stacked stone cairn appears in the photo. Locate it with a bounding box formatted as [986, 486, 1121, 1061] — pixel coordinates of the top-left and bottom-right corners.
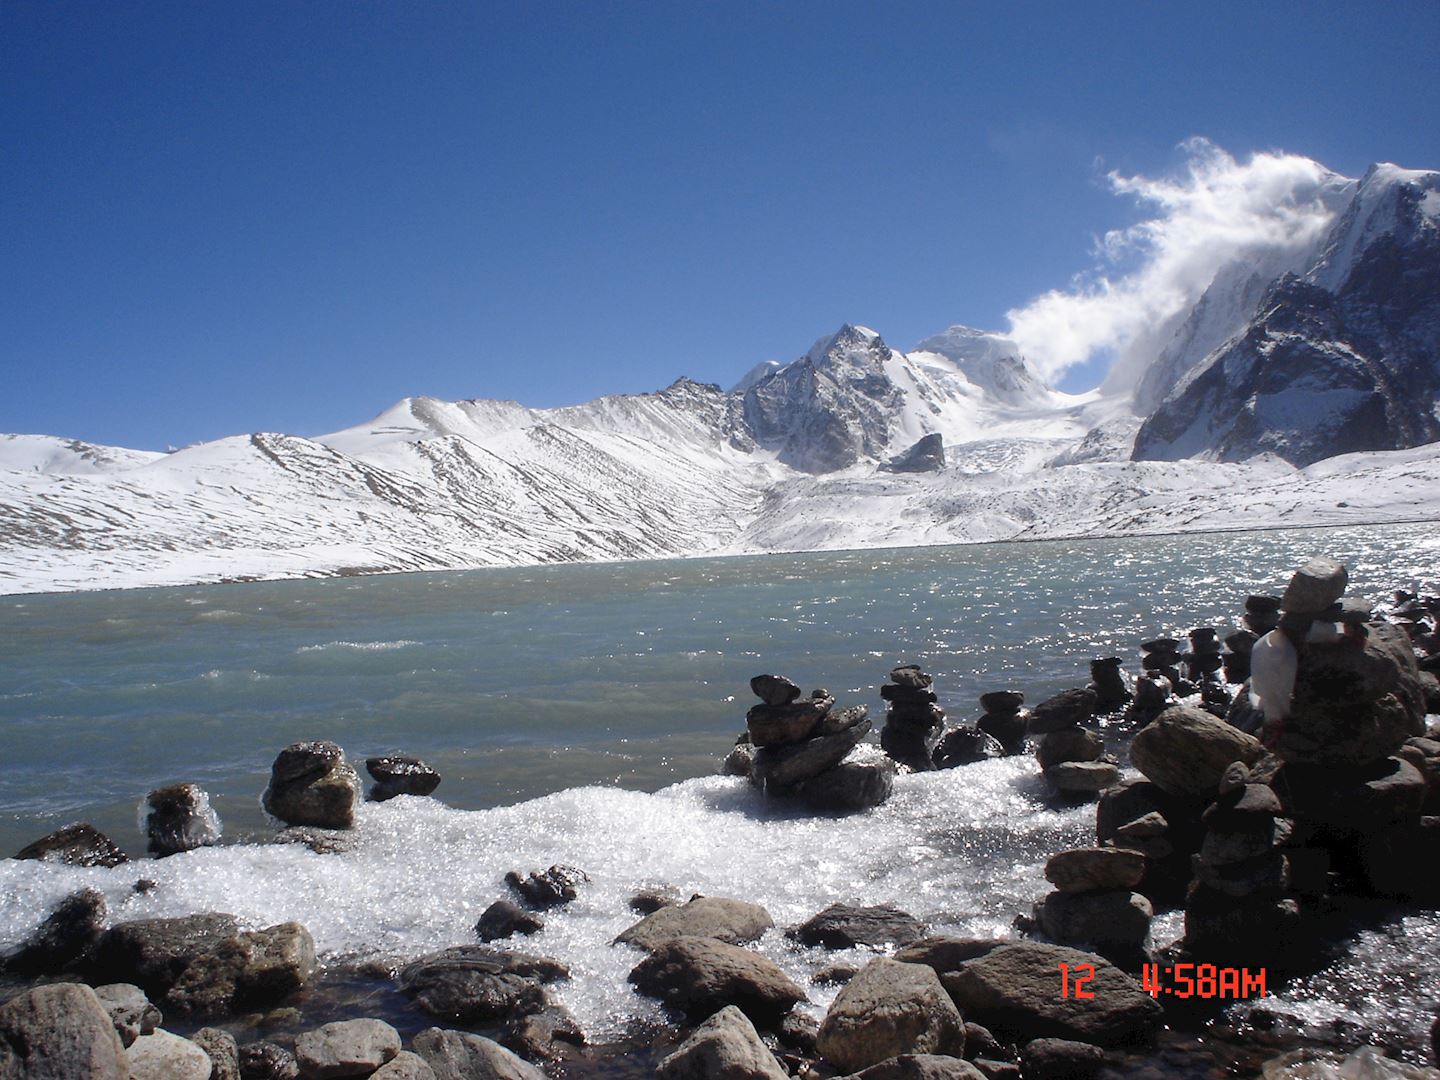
[140, 783, 221, 857]
[1088, 656, 1131, 713]
[879, 664, 946, 771]
[262, 740, 361, 830]
[1186, 627, 1234, 716]
[1036, 845, 1151, 961]
[726, 674, 896, 812]
[1032, 688, 1118, 798]
[976, 689, 1029, 754]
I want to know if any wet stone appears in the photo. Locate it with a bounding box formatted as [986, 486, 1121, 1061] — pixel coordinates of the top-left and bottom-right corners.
[1281, 557, 1349, 615]
[890, 665, 934, 689]
[789, 903, 926, 949]
[979, 691, 1024, 714]
[505, 865, 588, 909]
[476, 900, 544, 942]
[1027, 689, 1097, 734]
[365, 755, 441, 801]
[751, 674, 802, 707]
[14, 822, 128, 867]
[143, 783, 222, 857]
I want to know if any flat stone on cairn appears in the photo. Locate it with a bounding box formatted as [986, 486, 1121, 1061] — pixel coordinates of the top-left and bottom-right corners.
[751, 673, 803, 706]
[365, 755, 442, 802]
[880, 664, 946, 771]
[262, 741, 360, 830]
[1030, 689, 1111, 798]
[976, 690, 1028, 753]
[747, 689, 834, 746]
[142, 784, 221, 857]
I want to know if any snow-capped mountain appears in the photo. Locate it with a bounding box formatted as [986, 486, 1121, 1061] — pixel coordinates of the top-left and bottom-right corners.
[1132, 164, 1440, 465]
[4, 158, 1439, 595]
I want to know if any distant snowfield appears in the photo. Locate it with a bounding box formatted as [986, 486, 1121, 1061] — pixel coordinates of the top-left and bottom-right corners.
[2, 421, 1437, 596]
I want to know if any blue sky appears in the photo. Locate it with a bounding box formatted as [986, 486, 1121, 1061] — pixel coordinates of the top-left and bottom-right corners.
[3, 2, 1438, 450]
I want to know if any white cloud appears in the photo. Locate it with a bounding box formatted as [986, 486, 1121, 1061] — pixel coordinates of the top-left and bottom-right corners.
[1005, 138, 1347, 390]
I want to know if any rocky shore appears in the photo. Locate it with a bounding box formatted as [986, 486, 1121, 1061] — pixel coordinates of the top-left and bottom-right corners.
[3, 557, 1440, 1079]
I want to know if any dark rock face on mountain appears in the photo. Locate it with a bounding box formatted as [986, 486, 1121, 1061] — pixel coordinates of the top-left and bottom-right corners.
[882, 433, 946, 473]
[1134, 166, 1440, 467]
[741, 325, 906, 473]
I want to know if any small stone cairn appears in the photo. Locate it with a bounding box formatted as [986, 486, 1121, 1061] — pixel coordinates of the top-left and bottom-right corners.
[262, 741, 360, 830]
[141, 783, 221, 858]
[725, 674, 895, 812]
[879, 664, 945, 771]
[975, 689, 1028, 754]
[1036, 846, 1151, 958]
[1032, 688, 1116, 797]
[1088, 657, 1131, 713]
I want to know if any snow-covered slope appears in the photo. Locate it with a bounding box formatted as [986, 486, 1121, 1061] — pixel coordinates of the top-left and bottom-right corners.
[4, 157, 1439, 595]
[1133, 164, 1440, 466]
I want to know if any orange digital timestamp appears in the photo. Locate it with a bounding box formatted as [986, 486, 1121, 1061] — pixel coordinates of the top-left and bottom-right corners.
[1058, 963, 1267, 1000]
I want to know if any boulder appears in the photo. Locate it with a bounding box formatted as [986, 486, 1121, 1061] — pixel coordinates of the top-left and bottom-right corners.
[752, 719, 872, 790]
[262, 741, 360, 830]
[126, 1029, 213, 1079]
[92, 983, 161, 1047]
[91, 913, 242, 996]
[616, 895, 774, 951]
[191, 1027, 241, 1080]
[0, 983, 127, 1079]
[13, 822, 128, 867]
[628, 936, 805, 1026]
[1035, 728, 1103, 770]
[1275, 757, 1428, 830]
[164, 921, 316, 1018]
[748, 699, 832, 747]
[1043, 848, 1145, 893]
[238, 1041, 301, 1079]
[1128, 705, 1264, 796]
[1280, 557, 1349, 615]
[751, 674, 803, 706]
[294, 1018, 402, 1078]
[365, 755, 442, 801]
[142, 783, 222, 856]
[838, 1056, 986, 1080]
[1037, 890, 1152, 949]
[932, 728, 1005, 769]
[789, 903, 926, 949]
[942, 943, 1161, 1045]
[476, 900, 544, 943]
[656, 1004, 788, 1080]
[1043, 762, 1119, 794]
[372, 1051, 438, 1079]
[891, 937, 1002, 972]
[397, 946, 564, 1025]
[6, 887, 107, 976]
[412, 1027, 546, 1080]
[1026, 690, 1097, 734]
[1280, 623, 1426, 765]
[1020, 1038, 1106, 1080]
[815, 958, 963, 1073]
[796, 755, 896, 812]
[505, 865, 588, 908]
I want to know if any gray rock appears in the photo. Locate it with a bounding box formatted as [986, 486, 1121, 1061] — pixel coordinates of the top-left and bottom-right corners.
[891, 665, 934, 689]
[372, 1051, 438, 1079]
[1131, 675, 1171, 712]
[943, 942, 1161, 1045]
[192, 1026, 241, 1080]
[13, 822, 128, 867]
[6, 887, 107, 976]
[891, 937, 1002, 972]
[816, 958, 963, 1073]
[239, 1041, 301, 1079]
[1037, 890, 1152, 949]
[1281, 557, 1349, 615]
[977, 711, 1028, 749]
[932, 728, 1005, 768]
[504, 865, 588, 909]
[615, 895, 773, 951]
[294, 1018, 401, 1078]
[794, 753, 896, 812]
[752, 719, 872, 790]
[1035, 728, 1102, 770]
[747, 699, 832, 747]
[412, 1027, 545, 1080]
[1281, 623, 1427, 766]
[127, 1029, 213, 1079]
[628, 936, 805, 1026]
[503, 1004, 584, 1061]
[165, 921, 316, 1018]
[627, 888, 678, 915]
[721, 742, 756, 778]
[1043, 761, 1119, 794]
[1028, 690, 1097, 734]
[1129, 705, 1264, 796]
[397, 946, 563, 1024]
[366, 755, 442, 801]
[262, 741, 360, 830]
[978, 691, 1024, 714]
[1276, 757, 1427, 831]
[92, 983, 161, 1047]
[92, 913, 242, 996]
[1021, 1038, 1106, 1080]
[789, 903, 925, 949]
[750, 674, 802, 706]
[1043, 848, 1145, 894]
[838, 1056, 986, 1080]
[815, 704, 871, 737]
[1199, 822, 1285, 865]
[0, 983, 127, 1079]
[971, 1062, 1019, 1080]
[657, 1004, 788, 1080]
[778, 1010, 819, 1053]
[1193, 850, 1290, 897]
[143, 783, 222, 856]
[476, 900, 544, 943]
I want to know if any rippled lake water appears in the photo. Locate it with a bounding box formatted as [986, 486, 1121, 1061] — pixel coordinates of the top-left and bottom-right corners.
[1, 522, 1438, 1056]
